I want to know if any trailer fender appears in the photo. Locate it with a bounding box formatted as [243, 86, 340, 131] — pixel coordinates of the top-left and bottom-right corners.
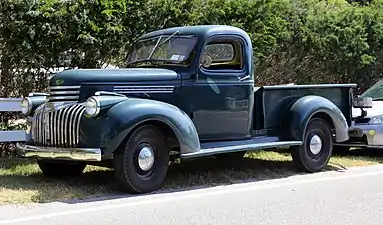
[285, 95, 349, 143]
[100, 98, 201, 156]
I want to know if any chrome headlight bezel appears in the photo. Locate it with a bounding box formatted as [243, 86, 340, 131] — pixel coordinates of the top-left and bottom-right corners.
[85, 96, 100, 117]
[20, 93, 48, 117]
[20, 97, 33, 116]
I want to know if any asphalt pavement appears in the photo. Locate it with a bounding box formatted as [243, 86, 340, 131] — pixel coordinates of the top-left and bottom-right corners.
[1, 164, 383, 225]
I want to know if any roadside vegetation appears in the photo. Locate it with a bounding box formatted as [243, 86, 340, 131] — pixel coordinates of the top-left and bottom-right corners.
[1, 150, 382, 205]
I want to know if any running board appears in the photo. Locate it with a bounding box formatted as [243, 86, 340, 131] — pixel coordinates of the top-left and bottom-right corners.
[180, 141, 302, 159]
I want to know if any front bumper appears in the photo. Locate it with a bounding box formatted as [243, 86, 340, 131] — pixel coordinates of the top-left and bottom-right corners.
[335, 123, 383, 148]
[16, 143, 102, 161]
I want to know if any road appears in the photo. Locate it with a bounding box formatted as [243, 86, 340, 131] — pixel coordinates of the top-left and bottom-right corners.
[1, 165, 383, 225]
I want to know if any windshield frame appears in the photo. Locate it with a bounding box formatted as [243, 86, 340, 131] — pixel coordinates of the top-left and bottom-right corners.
[124, 34, 199, 67]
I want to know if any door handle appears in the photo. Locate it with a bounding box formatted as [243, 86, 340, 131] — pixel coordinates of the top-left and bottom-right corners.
[238, 75, 250, 81]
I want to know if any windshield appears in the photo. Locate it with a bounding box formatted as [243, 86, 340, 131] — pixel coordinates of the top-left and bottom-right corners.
[360, 80, 383, 100]
[126, 35, 198, 66]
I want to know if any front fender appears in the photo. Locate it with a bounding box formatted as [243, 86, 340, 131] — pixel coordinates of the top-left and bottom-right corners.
[286, 95, 349, 143]
[99, 98, 201, 156]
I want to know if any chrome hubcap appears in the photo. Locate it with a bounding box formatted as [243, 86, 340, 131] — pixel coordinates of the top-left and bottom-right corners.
[309, 134, 322, 155]
[138, 146, 155, 171]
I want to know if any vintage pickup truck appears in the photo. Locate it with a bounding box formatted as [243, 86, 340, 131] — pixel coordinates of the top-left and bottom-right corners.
[17, 25, 359, 194]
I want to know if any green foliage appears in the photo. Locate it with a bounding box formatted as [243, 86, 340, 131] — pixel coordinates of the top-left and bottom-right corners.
[2, 0, 383, 94]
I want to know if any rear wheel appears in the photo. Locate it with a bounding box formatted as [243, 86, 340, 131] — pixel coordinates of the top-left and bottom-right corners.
[37, 160, 86, 177]
[113, 125, 169, 194]
[291, 118, 333, 172]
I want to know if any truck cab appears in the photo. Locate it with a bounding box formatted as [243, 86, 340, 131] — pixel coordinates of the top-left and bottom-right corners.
[124, 25, 255, 141]
[17, 25, 357, 194]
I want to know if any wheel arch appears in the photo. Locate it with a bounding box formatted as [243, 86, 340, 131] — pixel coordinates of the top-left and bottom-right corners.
[100, 98, 201, 156]
[285, 95, 349, 143]
[117, 119, 181, 155]
[310, 111, 335, 139]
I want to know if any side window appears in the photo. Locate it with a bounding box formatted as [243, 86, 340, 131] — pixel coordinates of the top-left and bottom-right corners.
[204, 43, 234, 62]
[200, 39, 243, 70]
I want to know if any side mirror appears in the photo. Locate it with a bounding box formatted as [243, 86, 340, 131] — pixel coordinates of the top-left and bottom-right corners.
[352, 96, 373, 108]
[200, 55, 212, 68]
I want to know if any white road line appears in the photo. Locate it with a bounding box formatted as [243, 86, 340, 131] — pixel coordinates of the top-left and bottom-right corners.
[2, 166, 383, 224]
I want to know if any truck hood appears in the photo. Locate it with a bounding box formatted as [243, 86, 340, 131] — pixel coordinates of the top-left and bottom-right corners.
[49, 68, 180, 86]
[352, 101, 383, 118]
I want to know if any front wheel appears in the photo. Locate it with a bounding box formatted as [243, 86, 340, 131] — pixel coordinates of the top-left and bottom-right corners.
[291, 118, 333, 172]
[113, 125, 169, 194]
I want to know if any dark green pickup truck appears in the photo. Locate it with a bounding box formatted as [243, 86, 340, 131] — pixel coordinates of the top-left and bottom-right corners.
[17, 25, 358, 194]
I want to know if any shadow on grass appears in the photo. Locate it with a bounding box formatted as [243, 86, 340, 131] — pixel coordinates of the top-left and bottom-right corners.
[0, 157, 36, 170]
[0, 153, 349, 205]
[334, 148, 383, 157]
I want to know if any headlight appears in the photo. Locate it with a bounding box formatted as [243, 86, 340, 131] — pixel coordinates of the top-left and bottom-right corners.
[369, 115, 383, 124]
[85, 97, 100, 117]
[20, 97, 33, 116]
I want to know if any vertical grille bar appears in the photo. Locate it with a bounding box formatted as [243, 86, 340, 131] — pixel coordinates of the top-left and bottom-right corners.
[51, 112, 54, 145]
[38, 109, 43, 145]
[31, 103, 85, 148]
[32, 107, 41, 141]
[49, 111, 53, 146]
[66, 105, 77, 148]
[32, 107, 37, 140]
[40, 111, 43, 146]
[57, 109, 63, 147]
[60, 107, 68, 147]
[52, 111, 60, 146]
[75, 106, 86, 144]
[42, 111, 46, 145]
[63, 107, 71, 148]
[37, 108, 41, 144]
[70, 106, 79, 147]
[34, 109, 38, 143]
[71, 105, 85, 146]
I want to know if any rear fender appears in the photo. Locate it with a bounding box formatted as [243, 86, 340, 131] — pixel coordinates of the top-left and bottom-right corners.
[285, 95, 349, 143]
[99, 98, 201, 156]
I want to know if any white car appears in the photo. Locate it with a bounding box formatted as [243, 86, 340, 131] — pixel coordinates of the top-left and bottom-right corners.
[335, 79, 383, 151]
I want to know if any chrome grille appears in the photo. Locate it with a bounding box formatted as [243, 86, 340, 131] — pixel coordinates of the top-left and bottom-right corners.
[47, 86, 80, 102]
[32, 103, 86, 147]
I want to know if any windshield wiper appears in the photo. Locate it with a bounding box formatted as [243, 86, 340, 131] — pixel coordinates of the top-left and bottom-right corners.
[147, 30, 180, 60]
[126, 59, 163, 67]
[126, 58, 181, 67]
[125, 30, 181, 67]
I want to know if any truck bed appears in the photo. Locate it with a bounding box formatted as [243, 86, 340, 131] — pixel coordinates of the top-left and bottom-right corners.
[253, 84, 355, 131]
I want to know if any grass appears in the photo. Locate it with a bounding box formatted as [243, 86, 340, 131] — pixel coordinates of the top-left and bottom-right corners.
[0, 150, 382, 205]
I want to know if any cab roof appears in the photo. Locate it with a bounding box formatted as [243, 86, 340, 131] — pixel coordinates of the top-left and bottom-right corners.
[138, 25, 251, 43]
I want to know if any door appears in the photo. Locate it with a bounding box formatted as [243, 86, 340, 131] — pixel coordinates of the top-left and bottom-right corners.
[184, 35, 254, 141]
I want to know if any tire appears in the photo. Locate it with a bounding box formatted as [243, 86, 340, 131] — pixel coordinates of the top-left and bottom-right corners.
[37, 160, 86, 177]
[291, 118, 333, 172]
[113, 125, 169, 194]
[214, 151, 246, 161]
